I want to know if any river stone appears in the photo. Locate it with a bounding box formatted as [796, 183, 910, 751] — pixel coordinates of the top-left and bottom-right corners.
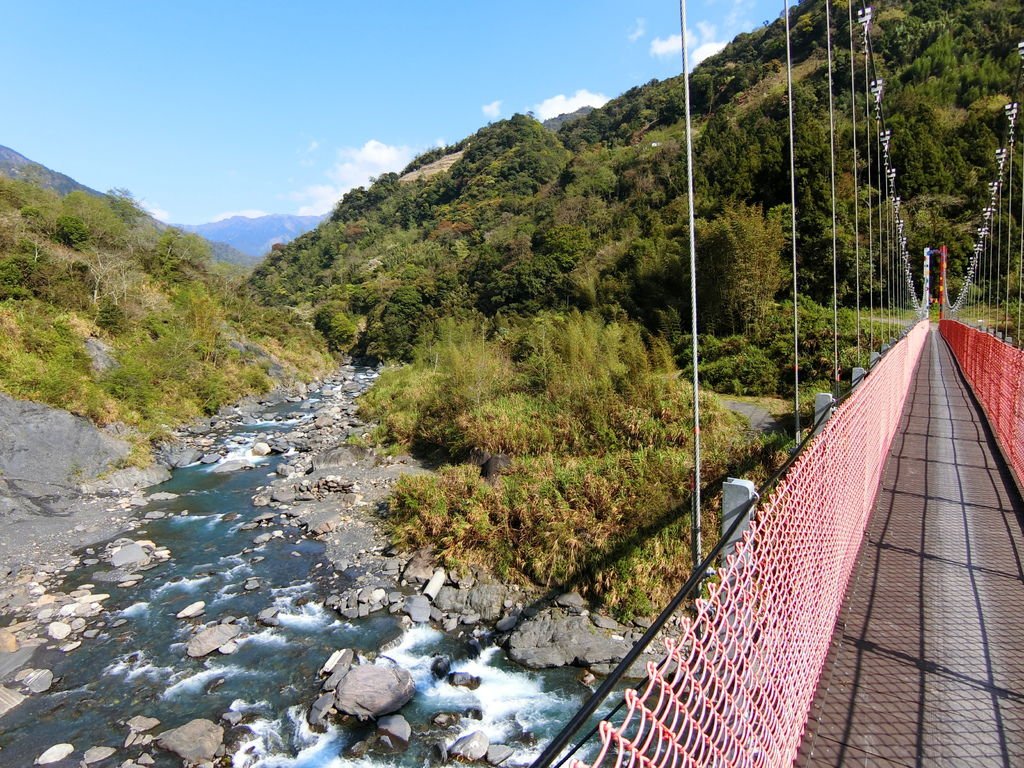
[450, 731, 489, 761]
[176, 601, 205, 619]
[82, 745, 117, 764]
[156, 718, 223, 763]
[186, 623, 241, 657]
[377, 714, 411, 747]
[127, 715, 161, 732]
[507, 610, 631, 669]
[319, 648, 352, 676]
[487, 745, 515, 765]
[0, 686, 26, 717]
[212, 459, 252, 473]
[24, 668, 53, 693]
[110, 543, 149, 569]
[251, 441, 272, 456]
[447, 671, 481, 690]
[0, 629, 17, 652]
[403, 595, 431, 624]
[332, 665, 415, 718]
[322, 651, 355, 691]
[402, 548, 435, 584]
[47, 621, 72, 640]
[35, 743, 74, 764]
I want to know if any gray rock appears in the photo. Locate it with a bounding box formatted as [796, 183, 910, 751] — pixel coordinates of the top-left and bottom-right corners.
[404, 595, 431, 624]
[320, 648, 354, 677]
[308, 691, 336, 728]
[23, 668, 53, 693]
[467, 584, 507, 621]
[155, 442, 202, 469]
[377, 714, 412, 747]
[554, 592, 587, 613]
[507, 610, 632, 669]
[495, 614, 519, 633]
[84, 337, 118, 373]
[0, 686, 26, 717]
[0, 392, 129, 490]
[81, 465, 171, 494]
[450, 731, 489, 761]
[487, 745, 516, 765]
[186, 624, 241, 658]
[82, 745, 117, 764]
[156, 718, 223, 763]
[110, 543, 149, 569]
[257, 607, 280, 626]
[176, 601, 205, 619]
[126, 715, 161, 732]
[211, 459, 252, 474]
[35, 743, 74, 764]
[47, 621, 72, 640]
[322, 650, 355, 691]
[402, 548, 435, 584]
[591, 614, 623, 631]
[332, 665, 415, 718]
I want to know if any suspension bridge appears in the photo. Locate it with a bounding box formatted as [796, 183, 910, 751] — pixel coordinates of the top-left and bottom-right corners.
[528, 1, 1024, 766]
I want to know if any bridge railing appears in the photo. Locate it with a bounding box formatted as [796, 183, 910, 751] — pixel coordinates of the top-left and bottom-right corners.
[939, 320, 1024, 488]
[570, 320, 928, 768]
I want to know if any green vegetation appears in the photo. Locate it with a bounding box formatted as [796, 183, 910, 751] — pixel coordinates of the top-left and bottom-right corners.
[0, 179, 333, 454]
[242, 0, 1021, 609]
[360, 312, 753, 617]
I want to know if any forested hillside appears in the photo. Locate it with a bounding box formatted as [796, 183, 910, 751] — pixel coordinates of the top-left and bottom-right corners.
[0, 179, 332, 457]
[246, 0, 1024, 613]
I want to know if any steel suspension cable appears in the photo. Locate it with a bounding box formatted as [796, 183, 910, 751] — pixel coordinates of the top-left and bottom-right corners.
[678, 0, 702, 566]
[826, 0, 840, 385]
[785, 0, 801, 439]
[996, 152, 1005, 328]
[1019, 112, 1024, 342]
[861, 7, 874, 352]
[850, 0, 862, 361]
[1005, 116, 1016, 332]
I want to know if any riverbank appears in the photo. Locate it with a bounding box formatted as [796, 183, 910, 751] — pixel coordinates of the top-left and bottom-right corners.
[0, 363, 671, 767]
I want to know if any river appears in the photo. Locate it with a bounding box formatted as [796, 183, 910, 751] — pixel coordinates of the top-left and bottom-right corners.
[0, 369, 606, 768]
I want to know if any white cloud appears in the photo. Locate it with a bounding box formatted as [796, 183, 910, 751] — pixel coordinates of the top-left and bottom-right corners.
[532, 89, 609, 121]
[650, 34, 682, 58]
[306, 140, 320, 153]
[692, 41, 727, 66]
[628, 18, 647, 42]
[482, 100, 502, 119]
[142, 201, 170, 222]
[650, 24, 725, 68]
[290, 139, 414, 216]
[212, 209, 269, 222]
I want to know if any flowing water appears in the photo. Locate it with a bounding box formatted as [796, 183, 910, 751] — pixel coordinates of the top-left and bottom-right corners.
[0, 376, 605, 768]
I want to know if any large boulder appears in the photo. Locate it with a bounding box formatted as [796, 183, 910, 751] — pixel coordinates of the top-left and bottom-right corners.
[0, 393, 129, 489]
[186, 623, 241, 658]
[507, 610, 632, 669]
[156, 718, 223, 763]
[450, 731, 490, 761]
[332, 665, 415, 718]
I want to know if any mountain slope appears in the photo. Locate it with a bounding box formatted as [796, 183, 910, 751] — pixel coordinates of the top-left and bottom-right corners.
[251, 0, 1022, 370]
[0, 144, 103, 197]
[179, 214, 324, 259]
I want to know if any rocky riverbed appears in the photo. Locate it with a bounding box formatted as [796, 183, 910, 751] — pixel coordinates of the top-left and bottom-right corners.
[0, 363, 669, 768]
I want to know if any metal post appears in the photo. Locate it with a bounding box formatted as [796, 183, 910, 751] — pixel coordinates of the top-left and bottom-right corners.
[813, 392, 836, 437]
[722, 478, 756, 562]
[852, 366, 867, 388]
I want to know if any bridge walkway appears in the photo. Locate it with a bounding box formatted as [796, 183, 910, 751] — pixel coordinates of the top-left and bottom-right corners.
[797, 328, 1024, 766]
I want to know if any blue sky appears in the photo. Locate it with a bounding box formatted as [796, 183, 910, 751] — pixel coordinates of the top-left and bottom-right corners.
[1, 1, 781, 224]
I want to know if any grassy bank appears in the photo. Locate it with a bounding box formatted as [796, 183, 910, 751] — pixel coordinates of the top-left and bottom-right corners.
[360, 312, 761, 618]
[0, 178, 333, 455]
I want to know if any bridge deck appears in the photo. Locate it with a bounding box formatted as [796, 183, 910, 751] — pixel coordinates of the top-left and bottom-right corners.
[797, 328, 1024, 767]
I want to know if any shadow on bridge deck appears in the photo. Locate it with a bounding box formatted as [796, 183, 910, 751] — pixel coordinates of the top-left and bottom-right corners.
[797, 328, 1024, 767]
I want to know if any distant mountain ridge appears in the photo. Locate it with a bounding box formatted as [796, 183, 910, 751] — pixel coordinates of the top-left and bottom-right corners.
[179, 214, 325, 259]
[0, 144, 103, 197]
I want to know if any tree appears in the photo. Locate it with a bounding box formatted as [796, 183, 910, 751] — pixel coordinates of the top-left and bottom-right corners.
[697, 202, 787, 335]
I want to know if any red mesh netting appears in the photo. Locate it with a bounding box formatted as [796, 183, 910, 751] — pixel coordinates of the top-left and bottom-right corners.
[573, 321, 928, 768]
[940, 320, 1024, 484]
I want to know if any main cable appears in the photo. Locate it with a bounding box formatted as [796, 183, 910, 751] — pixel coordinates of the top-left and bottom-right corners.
[679, 0, 703, 570]
[826, 0, 840, 385]
[785, 0, 801, 439]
